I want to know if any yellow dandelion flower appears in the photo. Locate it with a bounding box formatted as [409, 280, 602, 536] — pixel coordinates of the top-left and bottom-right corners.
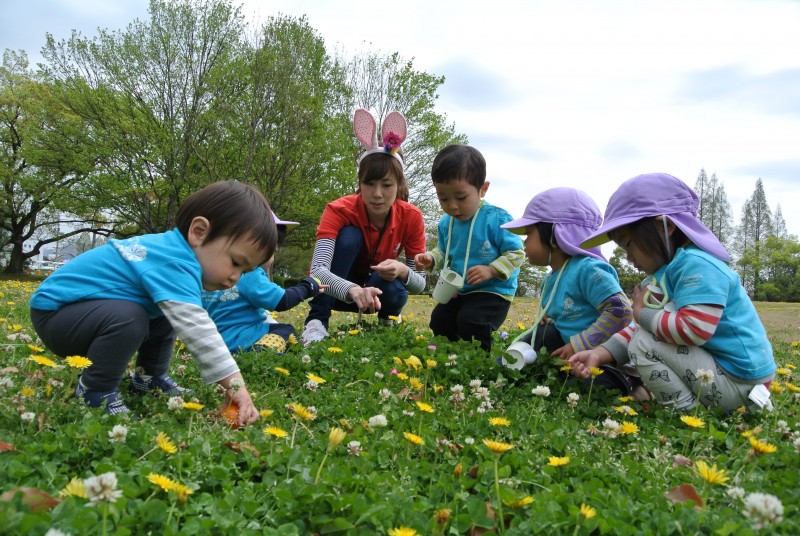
[388, 527, 418, 536]
[619, 422, 639, 435]
[489, 417, 511, 427]
[59, 477, 87, 498]
[415, 401, 434, 413]
[27, 344, 45, 352]
[482, 438, 514, 454]
[505, 496, 535, 508]
[405, 356, 422, 370]
[28, 355, 57, 368]
[307, 373, 326, 384]
[776, 368, 791, 376]
[680, 415, 705, 428]
[769, 382, 784, 394]
[548, 456, 570, 467]
[560, 365, 572, 373]
[10, 324, 22, 331]
[65, 355, 93, 369]
[274, 367, 290, 376]
[694, 460, 730, 485]
[21, 386, 34, 397]
[156, 432, 178, 454]
[408, 377, 423, 390]
[434, 385, 444, 393]
[287, 333, 298, 345]
[328, 427, 346, 448]
[288, 402, 316, 421]
[259, 409, 274, 418]
[415, 335, 426, 341]
[786, 383, 800, 393]
[517, 322, 526, 330]
[264, 426, 288, 437]
[327, 347, 343, 353]
[792, 341, 799, 348]
[46, 384, 53, 396]
[748, 436, 777, 454]
[171, 482, 194, 501]
[148, 472, 177, 492]
[580, 503, 596, 519]
[618, 396, 634, 403]
[388, 315, 402, 322]
[426, 359, 437, 369]
[396, 372, 409, 380]
[613, 405, 638, 416]
[339, 418, 351, 429]
[589, 367, 604, 377]
[403, 431, 425, 446]
[182, 402, 204, 411]
[740, 426, 762, 438]
[348, 329, 360, 335]
[392, 356, 404, 366]
[786, 362, 797, 368]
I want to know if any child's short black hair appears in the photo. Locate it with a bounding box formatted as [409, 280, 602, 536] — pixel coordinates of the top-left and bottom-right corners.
[431, 144, 486, 189]
[357, 152, 408, 202]
[610, 217, 689, 265]
[534, 222, 556, 248]
[175, 181, 277, 265]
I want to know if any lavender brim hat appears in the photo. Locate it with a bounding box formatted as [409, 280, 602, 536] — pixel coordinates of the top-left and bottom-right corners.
[501, 187, 606, 261]
[580, 173, 731, 262]
[272, 211, 299, 230]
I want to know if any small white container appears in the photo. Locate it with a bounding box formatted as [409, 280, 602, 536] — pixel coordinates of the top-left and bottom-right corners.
[432, 267, 464, 304]
[500, 341, 538, 370]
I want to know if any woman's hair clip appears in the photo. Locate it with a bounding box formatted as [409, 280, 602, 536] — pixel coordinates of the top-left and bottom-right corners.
[354, 108, 406, 166]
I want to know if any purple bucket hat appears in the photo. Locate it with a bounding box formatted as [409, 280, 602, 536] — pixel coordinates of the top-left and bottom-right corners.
[501, 187, 606, 261]
[581, 173, 730, 262]
[272, 211, 299, 230]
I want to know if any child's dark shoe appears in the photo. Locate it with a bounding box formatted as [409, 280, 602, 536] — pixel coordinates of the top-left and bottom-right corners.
[75, 382, 131, 415]
[129, 373, 193, 396]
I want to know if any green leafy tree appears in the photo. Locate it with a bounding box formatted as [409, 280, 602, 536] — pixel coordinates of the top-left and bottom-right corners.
[735, 178, 773, 297]
[756, 234, 800, 302]
[608, 246, 645, 296]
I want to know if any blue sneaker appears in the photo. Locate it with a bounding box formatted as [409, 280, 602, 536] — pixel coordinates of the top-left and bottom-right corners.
[75, 382, 130, 415]
[129, 373, 193, 396]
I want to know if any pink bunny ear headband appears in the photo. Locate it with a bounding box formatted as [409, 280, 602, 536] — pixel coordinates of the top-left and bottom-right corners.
[353, 108, 407, 168]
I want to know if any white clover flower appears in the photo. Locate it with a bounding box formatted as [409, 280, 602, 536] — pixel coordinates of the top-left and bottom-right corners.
[447, 354, 458, 366]
[464, 437, 475, 445]
[727, 486, 746, 501]
[531, 385, 551, 397]
[48, 378, 64, 388]
[476, 406, 486, 414]
[20, 411, 36, 422]
[307, 406, 317, 415]
[360, 357, 370, 364]
[346, 440, 363, 456]
[368, 414, 388, 428]
[304, 380, 319, 391]
[301, 354, 312, 364]
[776, 420, 790, 435]
[1, 344, 14, 352]
[108, 424, 128, 444]
[602, 418, 621, 430]
[450, 392, 464, 404]
[567, 392, 580, 408]
[473, 387, 491, 401]
[45, 529, 70, 536]
[695, 368, 714, 385]
[374, 371, 384, 379]
[378, 388, 392, 402]
[793, 436, 800, 453]
[402, 410, 415, 417]
[175, 364, 187, 377]
[228, 378, 245, 392]
[167, 396, 185, 411]
[469, 379, 482, 390]
[0, 376, 13, 390]
[451, 384, 464, 394]
[83, 472, 123, 506]
[742, 492, 783, 529]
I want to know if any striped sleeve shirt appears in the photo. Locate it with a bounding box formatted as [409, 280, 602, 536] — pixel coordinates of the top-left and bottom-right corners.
[310, 238, 426, 303]
[159, 300, 239, 384]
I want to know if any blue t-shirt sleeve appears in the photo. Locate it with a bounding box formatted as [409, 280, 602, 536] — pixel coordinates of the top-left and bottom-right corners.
[666, 252, 730, 308]
[577, 259, 624, 308]
[238, 269, 286, 311]
[140, 261, 203, 307]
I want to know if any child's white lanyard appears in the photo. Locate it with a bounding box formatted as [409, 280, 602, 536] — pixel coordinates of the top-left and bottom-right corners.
[442, 201, 483, 282]
[511, 258, 570, 344]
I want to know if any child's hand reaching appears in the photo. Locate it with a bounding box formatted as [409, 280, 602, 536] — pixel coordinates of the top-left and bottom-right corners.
[220, 375, 259, 427]
[566, 347, 613, 379]
[414, 253, 434, 271]
[466, 265, 499, 286]
[551, 342, 576, 360]
[347, 286, 382, 313]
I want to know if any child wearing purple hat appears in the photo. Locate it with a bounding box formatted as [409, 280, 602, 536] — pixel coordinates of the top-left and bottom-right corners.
[568, 173, 776, 412]
[501, 187, 637, 393]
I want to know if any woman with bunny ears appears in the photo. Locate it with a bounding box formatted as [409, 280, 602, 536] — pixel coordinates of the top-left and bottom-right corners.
[302, 109, 427, 345]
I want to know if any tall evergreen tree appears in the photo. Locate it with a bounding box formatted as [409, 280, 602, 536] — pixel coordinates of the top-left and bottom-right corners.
[735, 178, 773, 298]
[773, 205, 788, 239]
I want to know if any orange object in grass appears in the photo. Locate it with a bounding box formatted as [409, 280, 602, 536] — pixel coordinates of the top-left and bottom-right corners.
[222, 403, 240, 429]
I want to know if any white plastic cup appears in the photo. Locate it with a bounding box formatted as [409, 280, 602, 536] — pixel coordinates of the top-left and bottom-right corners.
[432, 268, 464, 304]
[501, 341, 538, 370]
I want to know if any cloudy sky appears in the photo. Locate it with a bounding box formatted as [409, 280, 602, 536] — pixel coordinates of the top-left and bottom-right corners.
[3, 0, 799, 244]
